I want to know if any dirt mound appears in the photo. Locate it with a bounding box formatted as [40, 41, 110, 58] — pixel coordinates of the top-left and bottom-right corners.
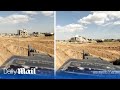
[56, 42, 120, 70]
[0, 36, 54, 66]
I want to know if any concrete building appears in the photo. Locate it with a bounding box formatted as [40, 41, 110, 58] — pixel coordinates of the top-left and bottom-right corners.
[0, 33, 9, 37]
[17, 29, 28, 37]
[32, 32, 45, 37]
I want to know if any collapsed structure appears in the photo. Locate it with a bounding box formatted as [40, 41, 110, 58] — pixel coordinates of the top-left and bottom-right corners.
[69, 36, 89, 43]
[69, 36, 96, 43]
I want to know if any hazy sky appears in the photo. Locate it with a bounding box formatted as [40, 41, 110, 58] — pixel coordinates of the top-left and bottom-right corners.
[0, 11, 54, 33]
[56, 11, 120, 40]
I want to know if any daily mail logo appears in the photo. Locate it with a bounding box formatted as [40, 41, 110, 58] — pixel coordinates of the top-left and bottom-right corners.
[3, 68, 36, 75]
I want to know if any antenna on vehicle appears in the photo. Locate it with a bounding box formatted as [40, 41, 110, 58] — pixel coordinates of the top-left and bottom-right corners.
[82, 50, 85, 59]
[28, 44, 30, 56]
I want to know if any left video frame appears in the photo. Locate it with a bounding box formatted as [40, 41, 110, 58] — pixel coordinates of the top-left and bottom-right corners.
[0, 11, 54, 79]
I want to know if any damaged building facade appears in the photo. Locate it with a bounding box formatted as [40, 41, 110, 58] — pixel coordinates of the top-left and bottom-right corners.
[17, 29, 28, 37]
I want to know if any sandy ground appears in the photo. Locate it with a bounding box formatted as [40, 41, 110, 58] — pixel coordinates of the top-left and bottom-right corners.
[56, 42, 120, 70]
[0, 36, 54, 66]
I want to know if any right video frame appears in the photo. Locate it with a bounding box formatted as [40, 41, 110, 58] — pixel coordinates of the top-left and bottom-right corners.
[55, 11, 120, 79]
